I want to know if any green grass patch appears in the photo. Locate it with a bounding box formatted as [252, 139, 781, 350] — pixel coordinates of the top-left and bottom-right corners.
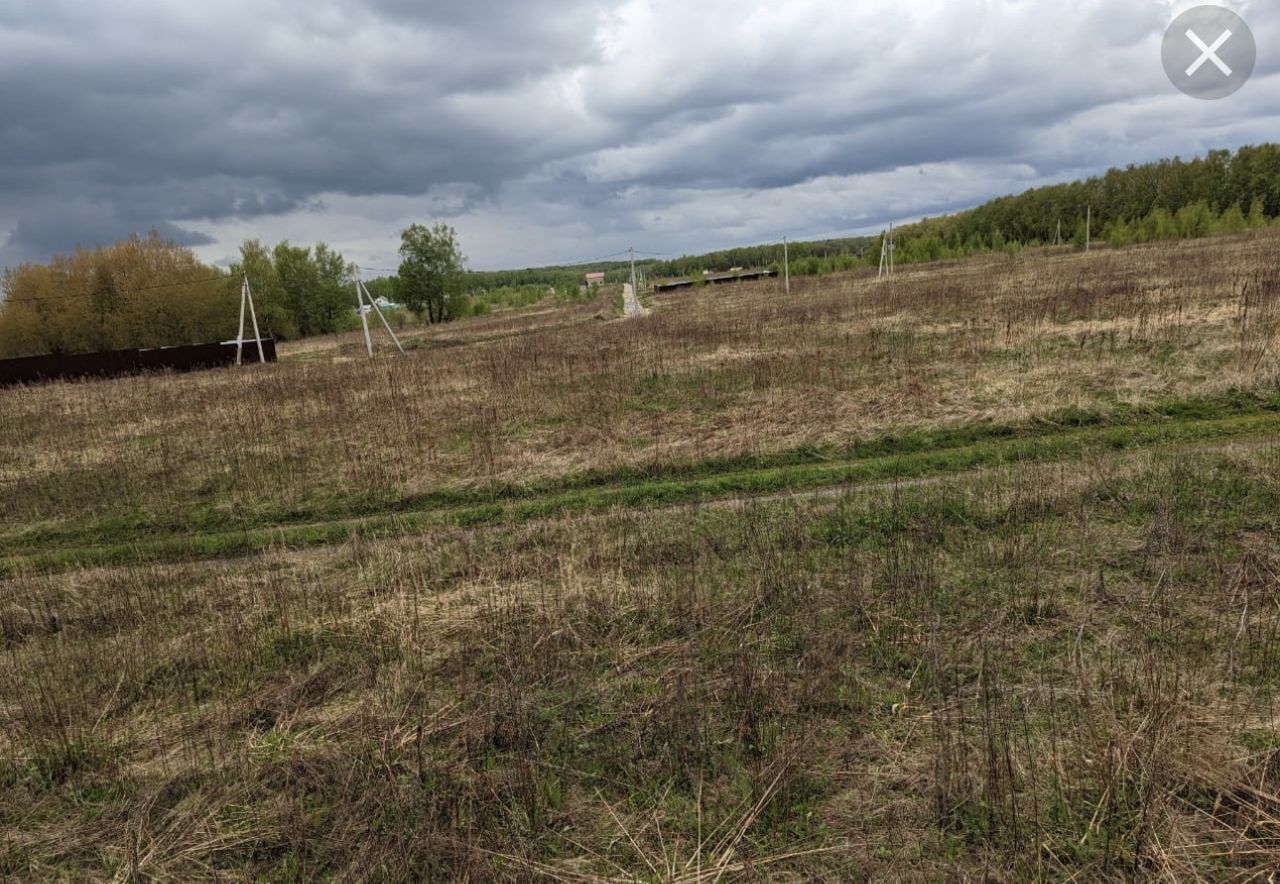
[7, 389, 1280, 561]
[2, 394, 1277, 577]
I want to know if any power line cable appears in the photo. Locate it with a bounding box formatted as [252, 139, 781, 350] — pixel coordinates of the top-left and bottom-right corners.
[541, 251, 634, 268]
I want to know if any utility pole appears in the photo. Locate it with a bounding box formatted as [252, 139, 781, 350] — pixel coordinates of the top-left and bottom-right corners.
[1086, 206, 1092, 252]
[236, 272, 266, 366]
[355, 269, 374, 357]
[362, 277, 406, 355]
[629, 247, 637, 295]
[783, 236, 791, 296]
[879, 223, 895, 280]
[1056, 219, 1062, 247]
[354, 268, 406, 357]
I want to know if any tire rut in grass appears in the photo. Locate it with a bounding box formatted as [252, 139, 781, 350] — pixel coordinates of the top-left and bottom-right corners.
[2, 408, 1278, 577]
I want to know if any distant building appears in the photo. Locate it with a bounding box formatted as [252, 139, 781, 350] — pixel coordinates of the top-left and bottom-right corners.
[358, 296, 401, 316]
[584, 272, 606, 287]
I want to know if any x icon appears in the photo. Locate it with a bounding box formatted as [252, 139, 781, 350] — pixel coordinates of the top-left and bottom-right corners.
[1185, 28, 1234, 77]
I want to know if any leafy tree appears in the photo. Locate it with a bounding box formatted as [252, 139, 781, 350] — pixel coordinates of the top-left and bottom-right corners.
[231, 240, 295, 340]
[0, 302, 45, 357]
[1176, 201, 1214, 238]
[1071, 218, 1090, 249]
[1105, 219, 1136, 248]
[311, 244, 355, 334]
[0, 232, 237, 358]
[397, 223, 466, 324]
[1140, 207, 1179, 241]
[227, 239, 357, 340]
[1218, 204, 1248, 234]
[273, 241, 320, 336]
[1248, 198, 1268, 228]
[269, 241, 355, 337]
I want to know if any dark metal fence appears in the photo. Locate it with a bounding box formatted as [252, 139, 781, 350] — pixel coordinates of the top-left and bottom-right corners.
[0, 340, 277, 388]
[654, 269, 778, 293]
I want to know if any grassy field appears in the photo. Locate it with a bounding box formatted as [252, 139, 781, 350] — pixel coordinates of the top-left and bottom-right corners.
[2, 232, 1279, 880]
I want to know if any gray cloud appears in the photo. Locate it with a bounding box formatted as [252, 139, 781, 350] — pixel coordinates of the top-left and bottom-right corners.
[0, 0, 1278, 272]
[4, 207, 216, 259]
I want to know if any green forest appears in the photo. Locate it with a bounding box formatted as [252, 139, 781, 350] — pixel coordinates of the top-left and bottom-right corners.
[4, 145, 1280, 359]
[480, 144, 1280, 287]
[884, 143, 1280, 264]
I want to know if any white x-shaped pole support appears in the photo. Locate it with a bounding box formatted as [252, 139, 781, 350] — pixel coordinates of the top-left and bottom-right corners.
[1186, 28, 1233, 77]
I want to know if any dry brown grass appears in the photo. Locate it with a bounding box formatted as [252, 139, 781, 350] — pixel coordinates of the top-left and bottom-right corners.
[278, 287, 620, 363]
[3, 233, 1280, 880]
[2, 233, 1278, 533]
[3, 443, 1280, 879]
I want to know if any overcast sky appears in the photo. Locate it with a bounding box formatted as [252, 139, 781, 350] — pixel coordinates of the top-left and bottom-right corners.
[0, 0, 1275, 272]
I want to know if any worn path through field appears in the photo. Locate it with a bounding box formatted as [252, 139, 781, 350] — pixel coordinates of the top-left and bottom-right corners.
[3, 408, 1279, 577]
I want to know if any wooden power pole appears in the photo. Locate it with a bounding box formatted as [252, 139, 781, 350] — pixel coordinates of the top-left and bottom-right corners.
[783, 236, 791, 296]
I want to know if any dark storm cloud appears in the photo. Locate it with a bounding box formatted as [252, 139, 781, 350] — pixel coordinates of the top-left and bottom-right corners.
[0, 6, 600, 197]
[6, 209, 215, 259]
[0, 0, 1277, 271]
[0, 0, 622, 265]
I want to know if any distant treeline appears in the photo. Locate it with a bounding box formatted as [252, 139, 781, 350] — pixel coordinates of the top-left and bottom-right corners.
[0, 234, 240, 359]
[367, 271, 589, 321]
[7, 145, 1280, 359]
[453, 145, 1280, 291]
[572, 144, 1280, 279]
[458, 236, 879, 291]
[886, 144, 1280, 265]
[465, 266, 610, 291]
[651, 237, 878, 279]
[0, 227, 580, 359]
[0, 234, 365, 359]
